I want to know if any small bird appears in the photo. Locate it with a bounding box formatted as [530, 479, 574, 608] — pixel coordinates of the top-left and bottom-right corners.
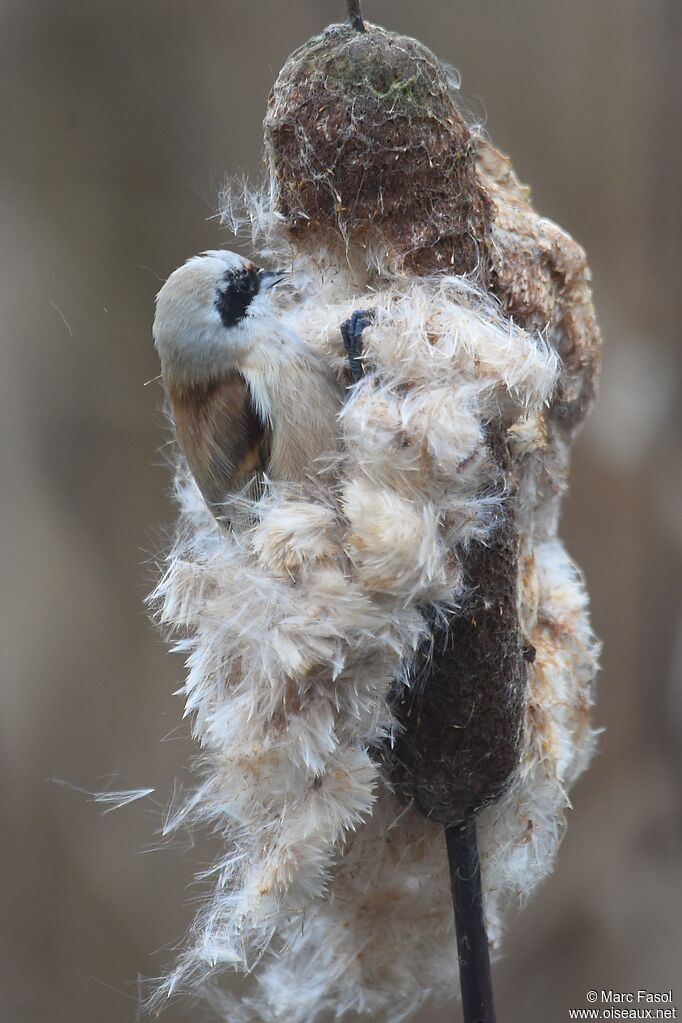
[153, 250, 342, 522]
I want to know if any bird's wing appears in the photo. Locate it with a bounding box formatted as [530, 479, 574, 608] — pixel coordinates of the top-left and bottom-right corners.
[172, 371, 271, 515]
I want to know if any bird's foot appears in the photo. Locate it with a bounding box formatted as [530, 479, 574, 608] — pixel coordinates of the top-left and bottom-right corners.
[340, 309, 374, 383]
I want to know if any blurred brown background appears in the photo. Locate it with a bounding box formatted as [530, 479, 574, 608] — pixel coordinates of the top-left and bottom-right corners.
[1, 1, 680, 1021]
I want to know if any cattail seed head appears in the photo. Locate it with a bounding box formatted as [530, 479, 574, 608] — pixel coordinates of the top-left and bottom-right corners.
[264, 23, 492, 277]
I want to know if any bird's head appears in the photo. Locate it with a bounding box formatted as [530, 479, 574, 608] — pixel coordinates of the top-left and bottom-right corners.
[153, 250, 287, 384]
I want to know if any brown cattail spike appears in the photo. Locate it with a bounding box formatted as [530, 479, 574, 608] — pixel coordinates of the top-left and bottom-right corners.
[264, 24, 492, 277]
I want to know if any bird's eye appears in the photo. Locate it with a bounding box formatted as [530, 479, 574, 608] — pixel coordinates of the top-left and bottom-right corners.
[236, 274, 254, 294]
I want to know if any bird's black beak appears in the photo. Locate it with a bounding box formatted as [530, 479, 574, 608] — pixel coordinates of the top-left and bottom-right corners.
[257, 269, 288, 291]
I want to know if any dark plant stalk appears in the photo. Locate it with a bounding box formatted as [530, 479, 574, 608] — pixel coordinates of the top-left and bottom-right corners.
[342, 316, 498, 1021]
[346, 0, 366, 32]
[446, 820, 496, 1023]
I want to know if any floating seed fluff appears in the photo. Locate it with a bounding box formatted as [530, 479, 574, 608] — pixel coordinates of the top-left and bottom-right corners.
[150, 21, 601, 1022]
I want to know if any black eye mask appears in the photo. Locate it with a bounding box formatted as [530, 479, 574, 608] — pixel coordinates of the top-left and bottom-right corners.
[216, 267, 261, 328]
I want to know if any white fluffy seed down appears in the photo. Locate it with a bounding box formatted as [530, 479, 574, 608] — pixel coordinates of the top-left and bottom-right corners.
[149, 178, 600, 1020]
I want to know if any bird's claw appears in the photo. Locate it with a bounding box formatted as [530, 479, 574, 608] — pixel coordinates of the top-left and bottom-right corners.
[340, 310, 374, 383]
